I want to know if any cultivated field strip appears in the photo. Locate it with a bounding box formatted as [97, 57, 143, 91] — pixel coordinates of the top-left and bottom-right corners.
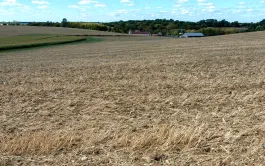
[0, 32, 265, 165]
[0, 26, 125, 37]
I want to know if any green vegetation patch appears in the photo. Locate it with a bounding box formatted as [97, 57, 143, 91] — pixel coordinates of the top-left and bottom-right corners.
[0, 35, 88, 51]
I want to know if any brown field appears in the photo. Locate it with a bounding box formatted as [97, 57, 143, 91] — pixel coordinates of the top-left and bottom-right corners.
[0, 26, 125, 37]
[0, 27, 265, 165]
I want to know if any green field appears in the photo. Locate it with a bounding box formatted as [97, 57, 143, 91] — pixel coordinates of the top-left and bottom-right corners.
[0, 35, 89, 50]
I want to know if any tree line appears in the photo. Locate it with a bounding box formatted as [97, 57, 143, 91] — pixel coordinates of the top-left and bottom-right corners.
[4, 18, 265, 36]
[27, 18, 108, 31]
[104, 19, 265, 36]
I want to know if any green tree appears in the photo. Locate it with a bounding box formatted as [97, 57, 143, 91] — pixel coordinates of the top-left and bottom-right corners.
[61, 18, 68, 27]
[256, 25, 264, 31]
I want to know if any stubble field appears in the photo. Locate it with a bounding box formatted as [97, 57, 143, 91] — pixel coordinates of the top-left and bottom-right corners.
[0, 29, 265, 165]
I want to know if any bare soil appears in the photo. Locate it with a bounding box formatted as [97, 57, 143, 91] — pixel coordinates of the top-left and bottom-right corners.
[0, 29, 265, 165]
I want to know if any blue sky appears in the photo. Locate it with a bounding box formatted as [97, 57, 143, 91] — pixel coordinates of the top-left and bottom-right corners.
[0, 0, 265, 22]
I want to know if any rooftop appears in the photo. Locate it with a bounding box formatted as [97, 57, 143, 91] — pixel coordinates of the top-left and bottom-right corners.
[183, 33, 204, 37]
[131, 31, 150, 34]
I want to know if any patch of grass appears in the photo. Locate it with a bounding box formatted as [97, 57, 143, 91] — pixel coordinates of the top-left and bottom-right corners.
[0, 131, 80, 155]
[0, 35, 101, 51]
[79, 37, 104, 43]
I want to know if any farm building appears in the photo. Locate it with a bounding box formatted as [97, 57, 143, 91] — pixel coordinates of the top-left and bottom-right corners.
[129, 30, 151, 36]
[19, 22, 30, 26]
[182, 33, 204, 38]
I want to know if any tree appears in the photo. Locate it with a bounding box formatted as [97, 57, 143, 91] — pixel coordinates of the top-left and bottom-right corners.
[231, 21, 240, 27]
[166, 23, 177, 30]
[219, 19, 230, 27]
[259, 19, 265, 25]
[61, 18, 68, 27]
[256, 25, 264, 31]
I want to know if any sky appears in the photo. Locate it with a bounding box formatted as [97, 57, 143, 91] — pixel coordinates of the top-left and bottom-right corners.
[0, 0, 265, 23]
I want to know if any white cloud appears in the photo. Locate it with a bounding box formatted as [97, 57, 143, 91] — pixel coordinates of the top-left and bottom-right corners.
[198, 2, 217, 13]
[20, 5, 32, 13]
[0, 1, 34, 15]
[197, 0, 206, 2]
[31, 1, 49, 10]
[120, 0, 130, 2]
[247, 8, 253, 12]
[81, 13, 87, 18]
[120, 0, 134, 7]
[0, 0, 20, 6]
[232, 10, 241, 13]
[239, 2, 245, 5]
[174, 4, 182, 7]
[125, 3, 134, 6]
[31, 0, 49, 5]
[115, 9, 128, 13]
[109, 9, 128, 17]
[68, 5, 80, 9]
[177, 0, 188, 3]
[78, 0, 98, 5]
[198, 2, 214, 6]
[37, 5, 48, 9]
[0, 8, 16, 15]
[172, 11, 178, 15]
[94, 3, 106, 7]
[180, 8, 189, 14]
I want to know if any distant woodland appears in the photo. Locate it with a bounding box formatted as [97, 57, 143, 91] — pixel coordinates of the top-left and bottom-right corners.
[104, 19, 265, 36]
[4, 18, 265, 36]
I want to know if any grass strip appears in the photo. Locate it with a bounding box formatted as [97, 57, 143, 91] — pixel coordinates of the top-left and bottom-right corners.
[0, 37, 87, 51]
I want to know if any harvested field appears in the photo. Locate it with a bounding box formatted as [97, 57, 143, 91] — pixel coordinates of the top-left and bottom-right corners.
[0, 30, 265, 165]
[0, 26, 125, 37]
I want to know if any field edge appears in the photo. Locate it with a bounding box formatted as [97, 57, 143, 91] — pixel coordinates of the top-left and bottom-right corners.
[0, 36, 103, 51]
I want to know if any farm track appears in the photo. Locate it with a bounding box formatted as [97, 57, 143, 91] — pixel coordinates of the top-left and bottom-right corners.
[0, 30, 265, 165]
